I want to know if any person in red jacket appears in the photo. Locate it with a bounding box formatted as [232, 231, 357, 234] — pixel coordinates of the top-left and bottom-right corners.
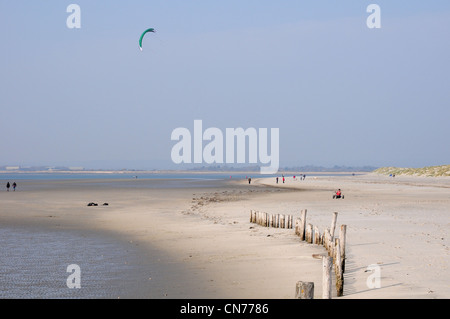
[333, 189, 344, 199]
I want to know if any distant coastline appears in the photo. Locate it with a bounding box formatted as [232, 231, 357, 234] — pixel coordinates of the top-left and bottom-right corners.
[3, 164, 449, 177]
[0, 169, 371, 176]
[0, 164, 378, 175]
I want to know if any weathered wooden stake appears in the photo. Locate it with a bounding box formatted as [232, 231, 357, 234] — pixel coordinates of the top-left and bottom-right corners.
[330, 238, 335, 260]
[300, 209, 307, 240]
[330, 212, 338, 238]
[323, 228, 331, 253]
[335, 239, 344, 297]
[295, 281, 314, 299]
[306, 224, 313, 243]
[322, 256, 333, 299]
[340, 224, 347, 273]
[314, 226, 320, 245]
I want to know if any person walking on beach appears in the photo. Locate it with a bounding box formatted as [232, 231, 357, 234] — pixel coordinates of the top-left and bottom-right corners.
[6, 182, 10, 191]
[282, 175, 285, 183]
[276, 177, 278, 184]
[248, 177, 252, 184]
[12, 182, 17, 191]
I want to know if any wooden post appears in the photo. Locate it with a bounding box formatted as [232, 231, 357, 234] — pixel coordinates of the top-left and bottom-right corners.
[306, 224, 313, 243]
[295, 281, 314, 299]
[330, 212, 338, 239]
[340, 225, 347, 273]
[323, 228, 330, 252]
[335, 239, 344, 297]
[314, 226, 320, 245]
[330, 238, 335, 261]
[290, 215, 294, 229]
[295, 218, 300, 235]
[300, 209, 307, 240]
[322, 256, 333, 299]
[328, 230, 333, 256]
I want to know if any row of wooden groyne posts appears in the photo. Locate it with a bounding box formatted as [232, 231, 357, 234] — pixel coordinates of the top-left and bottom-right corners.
[250, 209, 347, 299]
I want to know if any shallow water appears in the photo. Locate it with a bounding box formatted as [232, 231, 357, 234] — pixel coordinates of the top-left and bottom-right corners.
[0, 226, 158, 299]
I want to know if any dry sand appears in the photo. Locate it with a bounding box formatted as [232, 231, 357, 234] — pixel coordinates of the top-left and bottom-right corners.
[0, 173, 448, 299]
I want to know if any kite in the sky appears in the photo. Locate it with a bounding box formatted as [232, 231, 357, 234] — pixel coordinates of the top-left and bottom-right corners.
[139, 28, 155, 51]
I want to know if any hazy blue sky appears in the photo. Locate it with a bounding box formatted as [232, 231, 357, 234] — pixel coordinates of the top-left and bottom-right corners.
[1, 1, 449, 170]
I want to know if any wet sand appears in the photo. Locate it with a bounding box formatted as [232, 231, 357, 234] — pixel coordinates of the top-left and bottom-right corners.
[1, 174, 449, 298]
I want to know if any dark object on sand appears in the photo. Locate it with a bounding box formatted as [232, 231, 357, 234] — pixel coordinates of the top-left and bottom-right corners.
[102, 203, 109, 206]
[87, 202, 98, 206]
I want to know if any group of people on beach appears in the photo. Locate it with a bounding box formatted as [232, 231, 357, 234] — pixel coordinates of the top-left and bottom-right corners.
[6, 182, 17, 191]
[275, 174, 306, 184]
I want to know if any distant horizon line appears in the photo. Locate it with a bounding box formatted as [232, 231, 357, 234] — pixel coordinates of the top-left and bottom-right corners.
[0, 164, 381, 173]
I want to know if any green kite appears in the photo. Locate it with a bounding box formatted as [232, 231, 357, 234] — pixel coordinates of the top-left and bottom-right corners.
[139, 28, 155, 51]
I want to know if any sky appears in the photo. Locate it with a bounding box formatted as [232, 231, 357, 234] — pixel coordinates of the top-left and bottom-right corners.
[1, 1, 449, 170]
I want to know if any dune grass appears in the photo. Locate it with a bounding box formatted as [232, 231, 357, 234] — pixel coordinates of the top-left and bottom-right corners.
[373, 165, 450, 177]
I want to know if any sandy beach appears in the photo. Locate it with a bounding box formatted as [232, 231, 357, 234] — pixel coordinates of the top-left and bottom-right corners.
[0, 173, 449, 299]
